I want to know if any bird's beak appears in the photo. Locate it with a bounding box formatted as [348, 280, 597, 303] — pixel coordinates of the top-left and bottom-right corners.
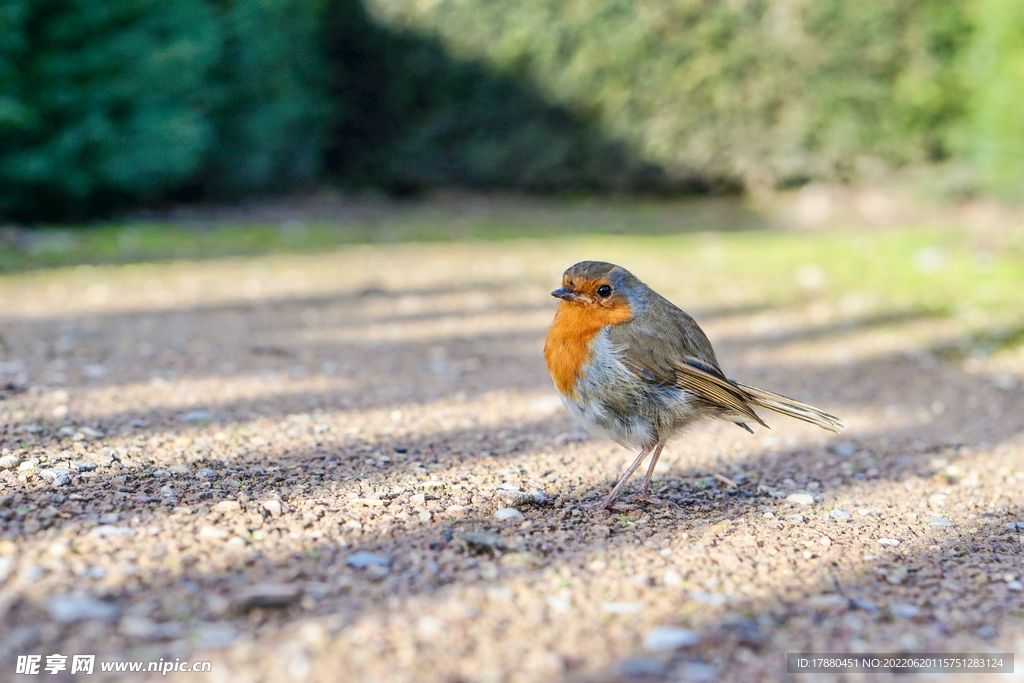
[551, 287, 587, 303]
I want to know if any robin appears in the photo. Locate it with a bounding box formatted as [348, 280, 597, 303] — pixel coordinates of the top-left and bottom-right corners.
[543, 261, 844, 509]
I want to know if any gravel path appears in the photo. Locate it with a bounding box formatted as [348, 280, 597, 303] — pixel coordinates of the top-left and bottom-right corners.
[0, 236, 1022, 683]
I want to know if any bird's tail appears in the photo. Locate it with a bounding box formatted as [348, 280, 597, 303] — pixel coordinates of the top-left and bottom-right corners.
[732, 381, 845, 433]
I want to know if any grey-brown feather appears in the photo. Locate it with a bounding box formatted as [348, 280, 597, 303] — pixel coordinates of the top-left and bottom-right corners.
[605, 275, 844, 434]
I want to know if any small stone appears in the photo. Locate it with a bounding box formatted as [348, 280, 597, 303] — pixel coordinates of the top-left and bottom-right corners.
[194, 468, 217, 479]
[0, 455, 20, 469]
[82, 364, 108, 379]
[820, 537, 832, 547]
[829, 442, 857, 457]
[677, 663, 719, 682]
[195, 623, 238, 648]
[420, 480, 445, 490]
[38, 468, 72, 487]
[232, 583, 301, 611]
[787, 514, 806, 523]
[602, 602, 642, 614]
[1005, 521, 1024, 532]
[58, 426, 77, 437]
[877, 538, 900, 547]
[829, 509, 853, 521]
[418, 511, 432, 523]
[889, 603, 920, 619]
[179, 410, 214, 423]
[929, 517, 954, 527]
[262, 500, 282, 517]
[617, 657, 666, 677]
[213, 500, 242, 514]
[852, 598, 878, 612]
[90, 525, 136, 538]
[199, 526, 230, 539]
[786, 493, 815, 506]
[1006, 581, 1023, 592]
[805, 594, 850, 611]
[643, 626, 699, 651]
[69, 461, 97, 472]
[978, 625, 997, 639]
[46, 596, 119, 622]
[444, 505, 469, 518]
[857, 508, 882, 516]
[664, 569, 683, 587]
[885, 567, 908, 585]
[494, 508, 525, 522]
[464, 532, 518, 554]
[79, 426, 104, 438]
[18, 460, 37, 472]
[494, 484, 549, 506]
[119, 616, 184, 640]
[345, 551, 391, 569]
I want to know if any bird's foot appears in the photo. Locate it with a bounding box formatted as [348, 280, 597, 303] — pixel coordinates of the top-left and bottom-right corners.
[621, 488, 650, 504]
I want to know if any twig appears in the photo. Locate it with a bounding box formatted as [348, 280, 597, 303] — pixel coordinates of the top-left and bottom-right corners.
[713, 473, 738, 488]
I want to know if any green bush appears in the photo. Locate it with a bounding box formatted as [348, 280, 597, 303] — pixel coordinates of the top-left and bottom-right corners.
[352, 0, 974, 189]
[956, 0, 1024, 195]
[0, 0, 221, 218]
[0, 0, 329, 220]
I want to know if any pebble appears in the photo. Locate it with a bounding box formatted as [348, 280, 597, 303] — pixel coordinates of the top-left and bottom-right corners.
[677, 663, 719, 682]
[1007, 581, 1023, 592]
[119, 616, 184, 640]
[829, 441, 857, 457]
[69, 461, 97, 472]
[232, 583, 302, 611]
[494, 485, 549, 506]
[45, 596, 119, 622]
[194, 468, 217, 479]
[889, 603, 920, 619]
[418, 511, 432, 523]
[1006, 522, 1024, 532]
[90, 526, 136, 538]
[602, 601, 643, 614]
[199, 526, 230, 539]
[0, 455, 20, 469]
[179, 410, 215, 423]
[38, 469, 71, 486]
[977, 625, 997, 639]
[829, 509, 853, 521]
[262, 500, 283, 517]
[877, 538, 900, 547]
[345, 551, 391, 569]
[929, 517, 954, 527]
[858, 508, 883, 516]
[18, 460, 38, 472]
[464, 532, 518, 553]
[213, 500, 242, 514]
[805, 594, 849, 611]
[786, 493, 815, 506]
[420, 480, 445, 490]
[79, 426, 104, 438]
[617, 657, 666, 677]
[444, 505, 469, 518]
[643, 626, 700, 651]
[494, 508, 525, 522]
[853, 598, 878, 612]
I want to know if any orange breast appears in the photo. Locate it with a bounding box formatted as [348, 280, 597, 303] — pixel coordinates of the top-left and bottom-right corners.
[543, 299, 632, 396]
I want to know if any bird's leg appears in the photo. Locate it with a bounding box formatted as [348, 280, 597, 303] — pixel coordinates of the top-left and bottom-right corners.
[632, 442, 665, 501]
[593, 445, 652, 509]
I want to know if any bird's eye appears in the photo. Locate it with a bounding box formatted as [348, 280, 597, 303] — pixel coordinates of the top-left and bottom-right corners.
[596, 284, 612, 298]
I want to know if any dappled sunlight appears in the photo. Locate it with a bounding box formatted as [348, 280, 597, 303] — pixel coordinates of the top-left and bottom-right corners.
[1, 225, 1023, 683]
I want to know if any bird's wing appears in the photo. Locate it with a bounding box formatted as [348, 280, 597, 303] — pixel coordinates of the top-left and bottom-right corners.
[608, 307, 768, 428]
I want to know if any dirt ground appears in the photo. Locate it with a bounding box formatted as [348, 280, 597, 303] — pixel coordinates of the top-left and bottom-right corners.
[0, 214, 1022, 683]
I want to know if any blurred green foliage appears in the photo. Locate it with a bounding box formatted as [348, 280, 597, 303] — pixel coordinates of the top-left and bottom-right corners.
[0, 0, 327, 220]
[956, 0, 1024, 196]
[1, 0, 1022, 222]
[360, 0, 976, 189]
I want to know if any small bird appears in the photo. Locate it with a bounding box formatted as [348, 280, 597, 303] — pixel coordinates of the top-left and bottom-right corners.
[543, 261, 844, 509]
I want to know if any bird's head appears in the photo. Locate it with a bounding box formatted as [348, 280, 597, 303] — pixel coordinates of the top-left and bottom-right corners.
[551, 261, 645, 322]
